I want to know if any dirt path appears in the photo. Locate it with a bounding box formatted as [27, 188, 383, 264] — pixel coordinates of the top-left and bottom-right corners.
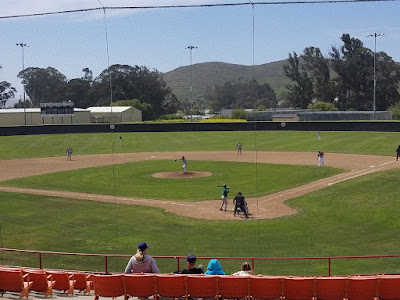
[0, 151, 398, 220]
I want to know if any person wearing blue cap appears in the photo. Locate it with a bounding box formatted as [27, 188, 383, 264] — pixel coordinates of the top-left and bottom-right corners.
[124, 242, 160, 274]
[205, 259, 225, 275]
[175, 254, 203, 274]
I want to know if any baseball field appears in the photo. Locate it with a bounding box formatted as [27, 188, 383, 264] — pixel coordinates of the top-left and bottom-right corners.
[0, 130, 400, 275]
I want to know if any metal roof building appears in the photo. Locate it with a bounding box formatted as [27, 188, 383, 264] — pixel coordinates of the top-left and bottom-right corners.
[87, 106, 142, 123]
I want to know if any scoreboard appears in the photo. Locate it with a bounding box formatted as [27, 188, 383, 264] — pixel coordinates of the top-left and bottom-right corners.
[40, 102, 74, 116]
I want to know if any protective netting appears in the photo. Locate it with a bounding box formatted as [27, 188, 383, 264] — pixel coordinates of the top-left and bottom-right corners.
[1, 1, 400, 276]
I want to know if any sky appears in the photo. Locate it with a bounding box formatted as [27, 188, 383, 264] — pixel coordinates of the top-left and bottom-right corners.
[1, 0, 399, 106]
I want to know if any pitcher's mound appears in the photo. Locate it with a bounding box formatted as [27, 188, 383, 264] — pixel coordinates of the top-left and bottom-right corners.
[152, 171, 212, 178]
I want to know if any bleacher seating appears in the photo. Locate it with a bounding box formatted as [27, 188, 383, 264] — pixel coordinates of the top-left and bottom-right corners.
[68, 271, 93, 295]
[23, 269, 56, 297]
[2, 266, 400, 299]
[46, 270, 76, 295]
[0, 267, 33, 298]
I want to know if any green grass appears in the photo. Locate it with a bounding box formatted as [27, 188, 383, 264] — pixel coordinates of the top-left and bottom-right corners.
[0, 130, 400, 159]
[1, 168, 400, 275]
[0, 160, 343, 200]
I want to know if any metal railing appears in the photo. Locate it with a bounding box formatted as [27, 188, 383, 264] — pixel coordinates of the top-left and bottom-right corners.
[1, 247, 400, 276]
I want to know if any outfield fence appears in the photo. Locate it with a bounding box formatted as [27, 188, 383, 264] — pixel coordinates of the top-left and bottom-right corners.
[2, 247, 400, 276]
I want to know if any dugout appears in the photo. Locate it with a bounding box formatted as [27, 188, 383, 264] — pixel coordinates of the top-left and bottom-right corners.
[87, 106, 142, 123]
[272, 113, 300, 122]
[0, 108, 91, 126]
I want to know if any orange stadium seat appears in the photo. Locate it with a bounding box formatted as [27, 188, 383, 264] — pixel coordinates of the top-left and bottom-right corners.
[0, 268, 33, 298]
[124, 273, 156, 299]
[377, 275, 400, 300]
[346, 276, 378, 300]
[249, 275, 283, 300]
[283, 276, 316, 300]
[186, 274, 218, 300]
[315, 276, 348, 300]
[24, 269, 56, 297]
[46, 270, 76, 295]
[155, 274, 187, 300]
[69, 272, 93, 295]
[93, 274, 126, 300]
[217, 275, 250, 300]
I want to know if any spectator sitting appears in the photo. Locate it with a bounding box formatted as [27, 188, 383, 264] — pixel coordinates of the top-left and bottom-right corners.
[175, 254, 203, 274]
[232, 262, 253, 276]
[124, 242, 160, 274]
[205, 259, 225, 275]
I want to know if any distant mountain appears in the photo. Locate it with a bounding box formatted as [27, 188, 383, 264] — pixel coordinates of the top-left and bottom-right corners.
[162, 60, 291, 103]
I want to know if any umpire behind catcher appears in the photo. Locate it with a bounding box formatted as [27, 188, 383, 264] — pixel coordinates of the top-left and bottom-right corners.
[233, 192, 249, 218]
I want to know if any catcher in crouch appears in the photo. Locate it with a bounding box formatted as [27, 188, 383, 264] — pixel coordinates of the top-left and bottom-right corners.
[233, 192, 249, 218]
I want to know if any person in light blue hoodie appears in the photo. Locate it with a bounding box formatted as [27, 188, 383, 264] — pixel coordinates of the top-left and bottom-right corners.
[204, 259, 225, 275]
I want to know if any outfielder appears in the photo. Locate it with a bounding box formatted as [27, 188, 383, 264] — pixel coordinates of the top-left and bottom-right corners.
[219, 184, 229, 211]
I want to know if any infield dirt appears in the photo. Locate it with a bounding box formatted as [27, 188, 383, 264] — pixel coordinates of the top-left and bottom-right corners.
[0, 151, 398, 220]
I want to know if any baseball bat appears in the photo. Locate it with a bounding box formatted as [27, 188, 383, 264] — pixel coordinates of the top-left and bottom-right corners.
[217, 185, 223, 187]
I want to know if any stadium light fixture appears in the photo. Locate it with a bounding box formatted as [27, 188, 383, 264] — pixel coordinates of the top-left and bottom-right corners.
[16, 43, 29, 125]
[366, 33, 384, 120]
[186, 45, 197, 122]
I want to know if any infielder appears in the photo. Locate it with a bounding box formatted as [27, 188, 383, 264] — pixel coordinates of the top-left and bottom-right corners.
[66, 146, 73, 161]
[396, 145, 400, 161]
[219, 184, 229, 211]
[317, 150, 324, 167]
[237, 142, 242, 155]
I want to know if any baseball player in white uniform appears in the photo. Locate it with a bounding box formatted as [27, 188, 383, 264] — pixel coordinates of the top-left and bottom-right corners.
[180, 156, 187, 173]
[318, 151, 324, 167]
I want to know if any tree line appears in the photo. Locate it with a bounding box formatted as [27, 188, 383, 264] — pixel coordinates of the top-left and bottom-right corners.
[203, 80, 277, 112]
[284, 33, 400, 111]
[11, 64, 180, 120]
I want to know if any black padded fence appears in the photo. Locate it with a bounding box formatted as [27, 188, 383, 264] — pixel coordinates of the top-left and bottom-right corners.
[1, 121, 400, 136]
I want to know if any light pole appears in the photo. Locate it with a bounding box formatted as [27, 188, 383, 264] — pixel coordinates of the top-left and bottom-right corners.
[366, 33, 383, 120]
[16, 42, 28, 125]
[186, 45, 197, 122]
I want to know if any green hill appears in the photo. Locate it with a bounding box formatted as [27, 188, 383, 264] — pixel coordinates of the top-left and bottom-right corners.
[162, 60, 291, 103]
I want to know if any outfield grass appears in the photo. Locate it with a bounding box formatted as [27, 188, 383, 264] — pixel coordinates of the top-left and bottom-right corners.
[0, 130, 399, 159]
[1, 168, 400, 275]
[0, 160, 343, 200]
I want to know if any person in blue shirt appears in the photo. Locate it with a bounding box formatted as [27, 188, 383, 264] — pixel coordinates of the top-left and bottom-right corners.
[205, 259, 225, 275]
